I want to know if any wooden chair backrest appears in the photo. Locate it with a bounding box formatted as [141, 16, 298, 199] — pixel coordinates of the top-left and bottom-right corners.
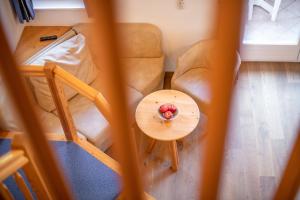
[0, 134, 51, 200]
[0, 0, 299, 199]
[0, 150, 30, 200]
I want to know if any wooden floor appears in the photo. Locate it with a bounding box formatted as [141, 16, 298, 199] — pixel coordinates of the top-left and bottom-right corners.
[134, 62, 300, 200]
[15, 27, 300, 200]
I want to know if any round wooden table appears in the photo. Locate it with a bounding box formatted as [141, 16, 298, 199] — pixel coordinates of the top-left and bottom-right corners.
[135, 90, 200, 171]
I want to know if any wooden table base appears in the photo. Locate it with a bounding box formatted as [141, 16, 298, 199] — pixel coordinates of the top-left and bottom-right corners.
[169, 141, 179, 171]
[146, 139, 157, 153]
[146, 139, 179, 171]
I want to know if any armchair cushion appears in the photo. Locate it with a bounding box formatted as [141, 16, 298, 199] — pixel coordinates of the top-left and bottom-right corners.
[171, 40, 241, 114]
[122, 57, 164, 95]
[172, 68, 210, 114]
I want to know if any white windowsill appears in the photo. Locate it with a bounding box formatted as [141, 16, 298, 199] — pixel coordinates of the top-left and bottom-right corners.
[32, 0, 85, 10]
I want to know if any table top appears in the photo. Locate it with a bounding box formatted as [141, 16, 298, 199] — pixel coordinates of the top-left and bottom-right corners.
[135, 90, 200, 141]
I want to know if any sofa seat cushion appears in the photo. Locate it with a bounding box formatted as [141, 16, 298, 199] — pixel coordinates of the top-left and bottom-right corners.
[36, 106, 66, 134]
[122, 57, 164, 95]
[28, 34, 98, 112]
[59, 79, 143, 150]
[172, 68, 210, 114]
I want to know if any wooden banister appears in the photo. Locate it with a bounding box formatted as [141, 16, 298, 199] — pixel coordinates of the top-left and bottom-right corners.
[53, 66, 99, 100]
[19, 66, 45, 77]
[53, 65, 112, 121]
[19, 65, 112, 123]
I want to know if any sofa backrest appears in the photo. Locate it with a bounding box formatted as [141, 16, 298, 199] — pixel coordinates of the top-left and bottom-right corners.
[118, 23, 163, 58]
[73, 23, 163, 59]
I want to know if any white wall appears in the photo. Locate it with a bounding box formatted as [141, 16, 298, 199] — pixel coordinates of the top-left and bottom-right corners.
[27, 0, 89, 26]
[1, 0, 217, 70]
[116, 0, 217, 71]
[27, 9, 89, 26]
[0, 0, 24, 51]
[28, 0, 217, 71]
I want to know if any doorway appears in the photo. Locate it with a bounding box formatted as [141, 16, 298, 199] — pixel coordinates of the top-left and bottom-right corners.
[241, 0, 300, 61]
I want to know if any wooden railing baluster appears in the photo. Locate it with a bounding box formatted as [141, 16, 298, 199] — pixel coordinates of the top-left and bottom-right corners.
[83, 1, 145, 199]
[274, 128, 300, 200]
[198, 1, 244, 199]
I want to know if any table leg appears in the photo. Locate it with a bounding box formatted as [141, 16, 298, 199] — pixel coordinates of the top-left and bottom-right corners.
[170, 141, 179, 171]
[146, 139, 156, 153]
[177, 138, 184, 143]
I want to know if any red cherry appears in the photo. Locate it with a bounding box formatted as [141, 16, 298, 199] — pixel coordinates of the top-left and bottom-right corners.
[168, 104, 177, 113]
[163, 111, 173, 119]
[159, 104, 169, 113]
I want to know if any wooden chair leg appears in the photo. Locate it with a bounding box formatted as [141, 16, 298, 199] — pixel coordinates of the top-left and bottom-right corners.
[170, 141, 179, 171]
[271, 0, 282, 21]
[13, 172, 34, 200]
[146, 139, 156, 154]
[248, 0, 254, 20]
[0, 183, 14, 200]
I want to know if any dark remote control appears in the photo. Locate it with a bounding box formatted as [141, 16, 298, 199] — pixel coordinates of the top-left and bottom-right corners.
[40, 35, 58, 41]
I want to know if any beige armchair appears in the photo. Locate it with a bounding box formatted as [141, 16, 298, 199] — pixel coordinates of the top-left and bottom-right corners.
[171, 40, 241, 114]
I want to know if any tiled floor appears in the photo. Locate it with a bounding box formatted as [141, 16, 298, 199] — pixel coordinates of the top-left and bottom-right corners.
[244, 0, 300, 45]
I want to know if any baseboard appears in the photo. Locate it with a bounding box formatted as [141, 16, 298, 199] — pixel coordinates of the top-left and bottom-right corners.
[241, 43, 300, 62]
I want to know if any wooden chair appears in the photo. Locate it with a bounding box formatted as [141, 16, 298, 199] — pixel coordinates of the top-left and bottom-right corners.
[0, 63, 154, 199]
[0, 134, 49, 199]
[248, 0, 282, 21]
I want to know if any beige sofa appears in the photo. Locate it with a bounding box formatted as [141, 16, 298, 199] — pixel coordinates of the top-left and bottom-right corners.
[73, 23, 165, 96]
[171, 40, 241, 114]
[0, 23, 165, 150]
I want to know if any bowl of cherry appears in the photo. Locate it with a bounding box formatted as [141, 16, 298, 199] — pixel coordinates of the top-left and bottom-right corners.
[158, 103, 178, 121]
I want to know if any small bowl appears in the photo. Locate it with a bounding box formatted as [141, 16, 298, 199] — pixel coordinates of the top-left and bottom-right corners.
[158, 108, 179, 121]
